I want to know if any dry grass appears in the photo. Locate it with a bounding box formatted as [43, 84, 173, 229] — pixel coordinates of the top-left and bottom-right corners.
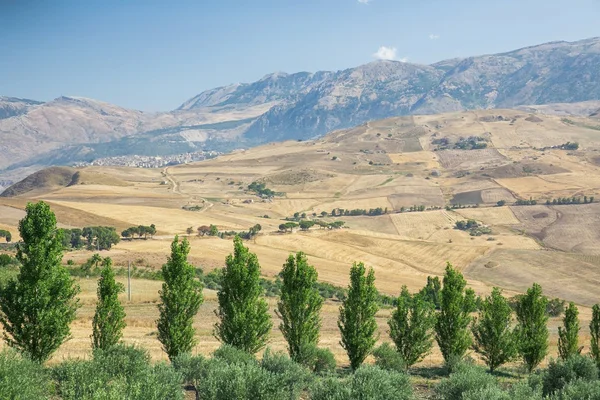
[454, 206, 520, 225]
[3, 107, 600, 367]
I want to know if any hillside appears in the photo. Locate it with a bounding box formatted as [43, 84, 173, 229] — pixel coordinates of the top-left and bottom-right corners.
[3, 107, 600, 362]
[1, 37, 600, 187]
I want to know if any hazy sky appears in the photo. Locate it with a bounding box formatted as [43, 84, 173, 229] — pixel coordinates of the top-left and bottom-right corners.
[1, 0, 599, 111]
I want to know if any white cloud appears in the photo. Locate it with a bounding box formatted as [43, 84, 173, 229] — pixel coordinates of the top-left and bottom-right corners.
[358, 0, 372, 4]
[429, 34, 440, 40]
[372, 46, 407, 62]
[373, 46, 397, 60]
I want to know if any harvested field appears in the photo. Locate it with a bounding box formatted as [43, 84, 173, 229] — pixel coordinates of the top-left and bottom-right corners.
[496, 176, 581, 198]
[454, 206, 520, 225]
[387, 151, 440, 169]
[482, 162, 570, 179]
[512, 204, 600, 254]
[480, 188, 515, 203]
[390, 210, 458, 239]
[261, 168, 335, 185]
[465, 249, 600, 307]
[450, 190, 483, 205]
[436, 149, 508, 169]
[4, 107, 600, 368]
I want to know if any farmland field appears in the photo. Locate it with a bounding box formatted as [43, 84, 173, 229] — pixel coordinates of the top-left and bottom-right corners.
[2, 108, 600, 365]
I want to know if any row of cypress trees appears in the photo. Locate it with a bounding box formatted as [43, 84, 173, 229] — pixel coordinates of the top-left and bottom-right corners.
[1, 200, 600, 376]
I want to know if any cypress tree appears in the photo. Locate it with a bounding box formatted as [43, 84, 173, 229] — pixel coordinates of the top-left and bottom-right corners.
[338, 262, 379, 371]
[277, 252, 323, 364]
[92, 257, 126, 350]
[215, 236, 272, 354]
[471, 287, 518, 372]
[0, 201, 80, 363]
[515, 283, 548, 372]
[434, 262, 476, 368]
[157, 236, 203, 360]
[590, 304, 600, 368]
[558, 302, 581, 360]
[388, 286, 436, 369]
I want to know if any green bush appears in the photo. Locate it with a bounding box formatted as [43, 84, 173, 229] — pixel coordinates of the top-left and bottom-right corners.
[308, 346, 337, 375]
[350, 365, 412, 400]
[92, 343, 150, 377]
[550, 380, 600, 400]
[212, 344, 257, 365]
[539, 355, 599, 396]
[0, 349, 51, 399]
[195, 359, 291, 400]
[260, 349, 312, 399]
[172, 353, 206, 384]
[52, 344, 183, 400]
[436, 363, 498, 400]
[372, 342, 406, 372]
[310, 376, 352, 400]
[462, 386, 511, 400]
[311, 366, 412, 400]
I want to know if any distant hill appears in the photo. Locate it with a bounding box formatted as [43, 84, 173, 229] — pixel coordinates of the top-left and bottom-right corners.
[0, 166, 76, 197]
[2, 37, 600, 182]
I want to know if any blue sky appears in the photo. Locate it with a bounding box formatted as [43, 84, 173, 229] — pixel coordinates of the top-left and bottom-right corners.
[1, 0, 599, 111]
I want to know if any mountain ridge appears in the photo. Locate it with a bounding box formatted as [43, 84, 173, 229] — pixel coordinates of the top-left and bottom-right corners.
[2, 37, 600, 187]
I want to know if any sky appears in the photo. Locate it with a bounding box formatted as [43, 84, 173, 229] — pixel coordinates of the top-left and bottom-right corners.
[1, 0, 599, 111]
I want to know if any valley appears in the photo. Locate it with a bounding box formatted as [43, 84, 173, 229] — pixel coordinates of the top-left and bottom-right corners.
[1, 108, 600, 364]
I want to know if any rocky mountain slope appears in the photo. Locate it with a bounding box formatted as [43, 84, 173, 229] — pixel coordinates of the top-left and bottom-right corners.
[1, 37, 600, 186]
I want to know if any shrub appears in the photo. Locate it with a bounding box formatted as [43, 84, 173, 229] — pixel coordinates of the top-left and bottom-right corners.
[0, 349, 51, 399]
[435, 363, 498, 400]
[194, 359, 291, 400]
[306, 345, 337, 374]
[372, 342, 406, 372]
[311, 366, 412, 400]
[550, 380, 600, 400]
[310, 376, 352, 400]
[539, 355, 598, 396]
[350, 365, 412, 400]
[172, 353, 205, 384]
[92, 344, 150, 377]
[52, 345, 183, 400]
[260, 349, 312, 399]
[212, 344, 257, 365]
[462, 386, 511, 400]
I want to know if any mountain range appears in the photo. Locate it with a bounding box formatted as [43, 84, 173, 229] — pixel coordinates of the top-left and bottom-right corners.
[2, 37, 600, 187]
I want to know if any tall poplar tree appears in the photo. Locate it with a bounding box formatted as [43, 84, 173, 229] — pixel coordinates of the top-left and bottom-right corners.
[157, 236, 203, 360]
[590, 304, 600, 368]
[558, 302, 581, 360]
[338, 262, 379, 371]
[0, 201, 80, 363]
[215, 236, 272, 354]
[515, 283, 548, 372]
[388, 286, 436, 369]
[435, 262, 476, 368]
[277, 252, 323, 364]
[471, 287, 518, 372]
[92, 257, 126, 350]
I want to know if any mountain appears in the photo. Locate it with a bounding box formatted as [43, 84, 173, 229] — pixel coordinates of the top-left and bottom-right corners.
[2, 37, 600, 185]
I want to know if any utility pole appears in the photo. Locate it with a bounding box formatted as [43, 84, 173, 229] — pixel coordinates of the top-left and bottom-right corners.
[127, 260, 131, 301]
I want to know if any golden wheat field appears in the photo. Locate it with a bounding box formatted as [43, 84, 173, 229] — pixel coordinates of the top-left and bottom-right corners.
[2, 108, 600, 365]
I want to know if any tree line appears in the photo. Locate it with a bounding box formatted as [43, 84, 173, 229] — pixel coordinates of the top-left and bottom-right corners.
[59, 226, 121, 250]
[279, 220, 345, 233]
[2, 201, 599, 378]
[191, 223, 262, 240]
[121, 224, 157, 239]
